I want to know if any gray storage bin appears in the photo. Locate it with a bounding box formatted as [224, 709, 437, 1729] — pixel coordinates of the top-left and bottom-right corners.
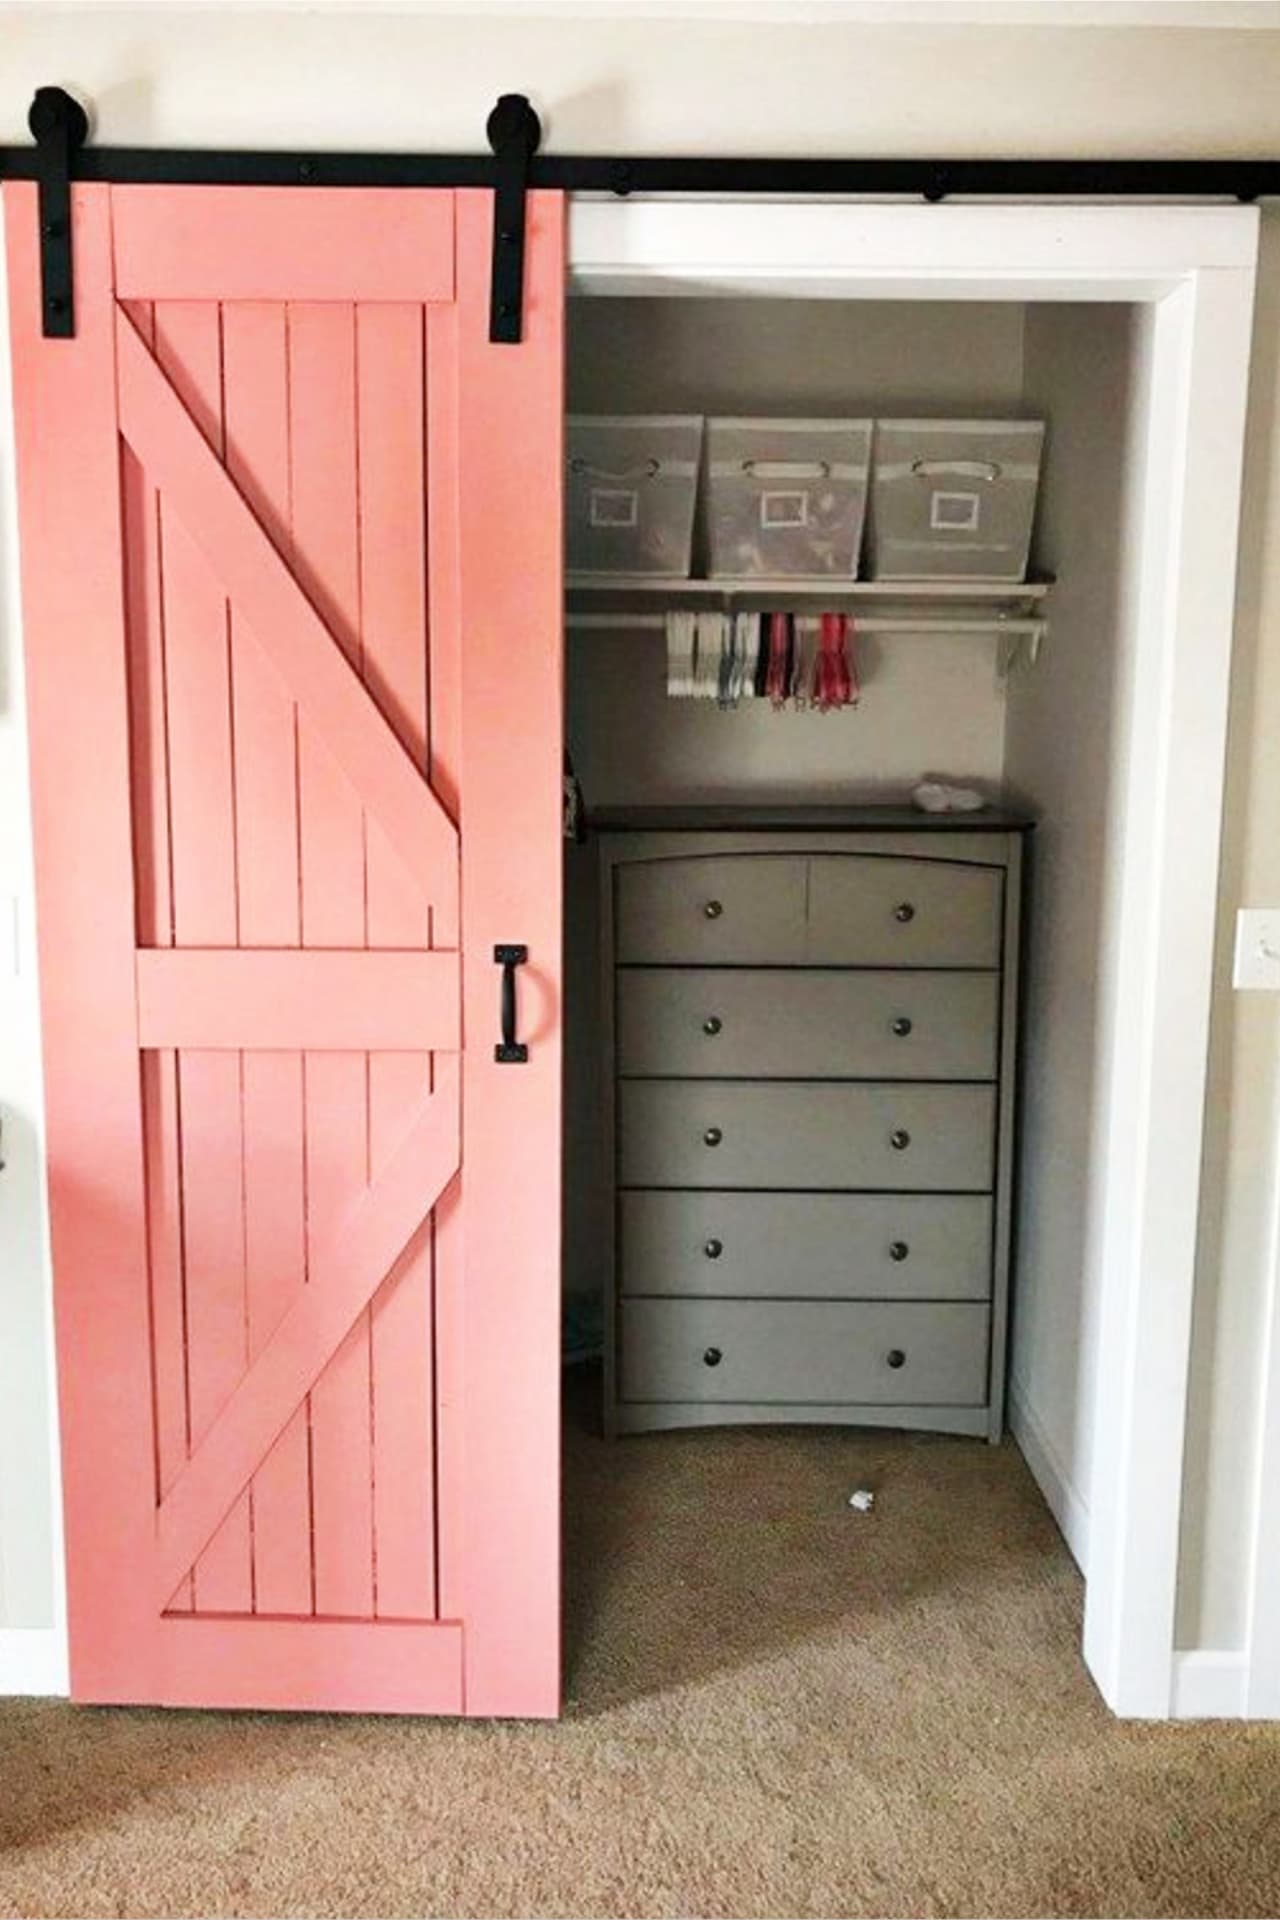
[705, 418, 872, 578]
[868, 419, 1045, 581]
[566, 415, 703, 577]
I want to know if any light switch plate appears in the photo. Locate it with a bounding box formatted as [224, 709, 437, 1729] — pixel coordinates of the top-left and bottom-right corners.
[1233, 909, 1280, 990]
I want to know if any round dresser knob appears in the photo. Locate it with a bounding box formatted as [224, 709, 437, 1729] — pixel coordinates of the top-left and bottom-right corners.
[703, 1015, 723, 1036]
[893, 902, 916, 924]
[889, 1240, 910, 1263]
[704, 899, 724, 920]
[886, 1348, 906, 1370]
[703, 1238, 723, 1260]
[703, 1126, 723, 1147]
[891, 1016, 913, 1037]
[890, 1128, 911, 1151]
[703, 1346, 723, 1368]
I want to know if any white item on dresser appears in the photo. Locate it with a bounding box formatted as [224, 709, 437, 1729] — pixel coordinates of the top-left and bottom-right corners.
[913, 780, 987, 814]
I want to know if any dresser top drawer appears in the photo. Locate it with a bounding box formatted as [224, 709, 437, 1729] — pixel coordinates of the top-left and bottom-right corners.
[617, 854, 804, 965]
[614, 852, 1003, 968]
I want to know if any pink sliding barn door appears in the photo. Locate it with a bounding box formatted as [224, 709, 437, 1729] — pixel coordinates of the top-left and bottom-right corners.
[4, 183, 564, 1715]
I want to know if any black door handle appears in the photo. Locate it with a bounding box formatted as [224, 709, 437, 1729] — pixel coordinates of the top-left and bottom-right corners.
[494, 944, 529, 1063]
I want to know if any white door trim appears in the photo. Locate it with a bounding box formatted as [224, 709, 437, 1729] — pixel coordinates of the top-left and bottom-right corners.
[1244, 1055, 1280, 1715]
[569, 197, 1260, 1718]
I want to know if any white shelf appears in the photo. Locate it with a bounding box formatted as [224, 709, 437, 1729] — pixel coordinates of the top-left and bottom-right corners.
[566, 573, 1053, 607]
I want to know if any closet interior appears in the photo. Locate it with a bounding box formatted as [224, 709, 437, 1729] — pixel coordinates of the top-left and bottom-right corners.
[563, 290, 1138, 1548]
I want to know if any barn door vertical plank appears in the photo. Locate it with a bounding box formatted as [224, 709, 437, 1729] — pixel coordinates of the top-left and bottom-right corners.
[221, 300, 313, 1617]
[357, 302, 439, 1620]
[120, 298, 193, 1614]
[453, 190, 565, 1714]
[4, 183, 158, 1697]
[152, 299, 253, 1615]
[424, 292, 465, 1625]
[289, 300, 376, 1619]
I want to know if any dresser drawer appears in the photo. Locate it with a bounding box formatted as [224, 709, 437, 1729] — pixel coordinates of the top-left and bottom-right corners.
[807, 856, 1003, 967]
[618, 1081, 996, 1191]
[620, 1298, 990, 1406]
[616, 854, 806, 964]
[618, 1191, 993, 1300]
[616, 968, 999, 1080]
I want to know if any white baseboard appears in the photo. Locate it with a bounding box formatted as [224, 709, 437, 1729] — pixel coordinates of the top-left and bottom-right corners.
[1008, 1378, 1090, 1573]
[0, 1627, 68, 1697]
[1171, 1649, 1248, 1719]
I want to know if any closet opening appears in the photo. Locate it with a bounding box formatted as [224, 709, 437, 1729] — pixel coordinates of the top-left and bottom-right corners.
[555, 199, 1255, 1719]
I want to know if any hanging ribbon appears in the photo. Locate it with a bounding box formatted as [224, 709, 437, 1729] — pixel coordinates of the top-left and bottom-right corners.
[815, 611, 859, 711]
[663, 605, 861, 709]
[765, 611, 791, 708]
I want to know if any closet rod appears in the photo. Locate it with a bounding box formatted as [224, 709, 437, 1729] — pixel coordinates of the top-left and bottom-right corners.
[567, 613, 1049, 637]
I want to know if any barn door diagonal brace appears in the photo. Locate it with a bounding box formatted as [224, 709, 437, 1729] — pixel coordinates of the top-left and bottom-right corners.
[486, 93, 542, 345]
[28, 86, 88, 338]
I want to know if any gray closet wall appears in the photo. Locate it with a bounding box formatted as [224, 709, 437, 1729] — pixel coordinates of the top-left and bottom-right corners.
[1003, 304, 1140, 1570]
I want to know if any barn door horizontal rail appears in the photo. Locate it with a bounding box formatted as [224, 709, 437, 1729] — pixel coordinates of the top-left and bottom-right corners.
[6, 84, 1280, 341]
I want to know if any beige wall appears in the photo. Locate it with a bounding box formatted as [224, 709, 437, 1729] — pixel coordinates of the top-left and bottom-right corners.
[1, 5, 1278, 1653]
[4, 11, 1280, 156]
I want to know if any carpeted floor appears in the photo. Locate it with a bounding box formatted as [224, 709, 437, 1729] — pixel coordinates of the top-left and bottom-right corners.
[2, 1369, 1279, 1919]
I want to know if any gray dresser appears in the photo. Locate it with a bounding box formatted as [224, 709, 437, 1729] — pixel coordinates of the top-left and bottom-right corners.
[595, 807, 1029, 1443]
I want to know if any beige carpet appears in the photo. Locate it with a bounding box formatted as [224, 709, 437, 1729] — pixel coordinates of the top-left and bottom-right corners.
[2, 1371, 1279, 1919]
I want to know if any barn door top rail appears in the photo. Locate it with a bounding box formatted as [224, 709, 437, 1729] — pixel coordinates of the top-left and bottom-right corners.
[6, 84, 1279, 342]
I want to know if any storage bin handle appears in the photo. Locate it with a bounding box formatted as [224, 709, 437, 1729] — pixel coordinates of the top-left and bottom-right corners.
[911, 457, 1003, 482]
[741, 458, 830, 480]
[570, 456, 661, 482]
